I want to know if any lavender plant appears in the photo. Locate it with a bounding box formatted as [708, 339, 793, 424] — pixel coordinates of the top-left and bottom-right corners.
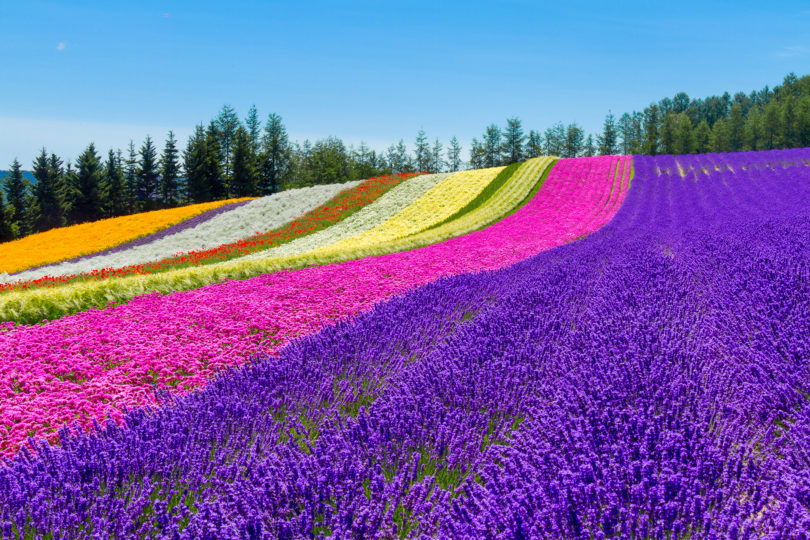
[2, 149, 810, 538]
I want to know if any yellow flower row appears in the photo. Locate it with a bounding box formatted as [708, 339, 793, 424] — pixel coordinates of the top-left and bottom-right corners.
[0, 198, 255, 274]
[313, 166, 504, 255]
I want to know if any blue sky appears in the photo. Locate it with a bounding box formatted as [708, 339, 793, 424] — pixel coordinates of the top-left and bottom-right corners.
[1, 0, 809, 167]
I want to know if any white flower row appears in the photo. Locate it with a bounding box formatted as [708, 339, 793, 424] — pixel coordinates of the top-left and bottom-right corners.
[245, 173, 449, 261]
[12, 182, 361, 282]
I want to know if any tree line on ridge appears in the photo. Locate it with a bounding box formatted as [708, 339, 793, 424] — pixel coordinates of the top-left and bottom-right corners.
[1, 72, 808, 242]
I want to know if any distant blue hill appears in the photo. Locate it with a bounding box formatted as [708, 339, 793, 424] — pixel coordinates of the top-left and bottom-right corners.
[0, 171, 36, 183]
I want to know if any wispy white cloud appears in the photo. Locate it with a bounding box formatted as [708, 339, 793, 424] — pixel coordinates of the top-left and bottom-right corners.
[776, 45, 809, 58]
[56, 42, 66, 51]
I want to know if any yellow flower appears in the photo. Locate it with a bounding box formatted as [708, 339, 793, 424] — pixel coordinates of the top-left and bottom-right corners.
[315, 166, 505, 254]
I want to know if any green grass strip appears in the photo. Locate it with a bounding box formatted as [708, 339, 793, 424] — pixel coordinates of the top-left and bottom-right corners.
[425, 162, 522, 232]
[497, 157, 558, 221]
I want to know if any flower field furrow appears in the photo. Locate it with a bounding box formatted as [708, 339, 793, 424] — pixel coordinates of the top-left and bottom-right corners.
[245, 157, 553, 264]
[10, 182, 360, 282]
[313, 166, 504, 254]
[0, 156, 628, 457]
[392, 156, 556, 247]
[3, 150, 810, 536]
[0, 173, 415, 296]
[0, 198, 253, 275]
[7, 199, 255, 277]
[243, 173, 450, 261]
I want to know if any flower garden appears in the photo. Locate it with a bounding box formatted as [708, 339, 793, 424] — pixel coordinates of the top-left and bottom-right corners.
[2, 150, 810, 537]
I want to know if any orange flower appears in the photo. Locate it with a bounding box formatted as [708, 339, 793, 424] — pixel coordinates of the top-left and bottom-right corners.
[0, 198, 254, 274]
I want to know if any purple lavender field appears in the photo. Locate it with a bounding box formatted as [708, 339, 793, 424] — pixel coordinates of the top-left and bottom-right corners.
[2, 149, 810, 538]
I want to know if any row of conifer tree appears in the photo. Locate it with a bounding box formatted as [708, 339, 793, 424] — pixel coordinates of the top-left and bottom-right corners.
[1, 72, 809, 242]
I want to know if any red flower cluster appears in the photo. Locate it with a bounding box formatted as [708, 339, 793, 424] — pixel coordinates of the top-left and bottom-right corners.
[0, 173, 421, 293]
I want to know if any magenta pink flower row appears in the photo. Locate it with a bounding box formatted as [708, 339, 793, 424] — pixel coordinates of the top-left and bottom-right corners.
[0, 156, 631, 458]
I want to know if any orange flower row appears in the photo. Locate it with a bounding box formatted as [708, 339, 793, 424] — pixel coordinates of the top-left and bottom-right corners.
[0, 198, 254, 274]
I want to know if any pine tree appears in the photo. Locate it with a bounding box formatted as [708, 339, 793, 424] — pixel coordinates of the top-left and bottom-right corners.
[0, 189, 11, 242]
[49, 154, 69, 219]
[184, 125, 210, 203]
[597, 112, 619, 155]
[386, 140, 411, 173]
[643, 105, 660, 155]
[414, 130, 431, 171]
[583, 134, 596, 157]
[660, 113, 678, 155]
[673, 114, 695, 155]
[71, 144, 104, 224]
[563, 124, 584, 158]
[103, 149, 127, 217]
[672, 92, 690, 114]
[32, 148, 65, 231]
[125, 141, 139, 213]
[230, 126, 258, 196]
[215, 104, 241, 194]
[482, 125, 502, 167]
[618, 113, 634, 154]
[205, 122, 226, 199]
[159, 131, 181, 207]
[780, 95, 798, 148]
[292, 139, 314, 188]
[469, 138, 485, 169]
[245, 105, 262, 155]
[447, 136, 462, 172]
[760, 102, 779, 150]
[629, 112, 645, 154]
[525, 130, 542, 158]
[431, 138, 444, 173]
[137, 135, 160, 211]
[308, 137, 350, 184]
[710, 119, 730, 153]
[693, 120, 711, 154]
[742, 108, 762, 151]
[796, 96, 810, 147]
[543, 123, 565, 156]
[501, 117, 525, 164]
[258, 113, 292, 195]
[62, 163, 79, 224]
[353, 142, 377, 179]
[728, 103, 745, 151]
[3, 159, 30, 237]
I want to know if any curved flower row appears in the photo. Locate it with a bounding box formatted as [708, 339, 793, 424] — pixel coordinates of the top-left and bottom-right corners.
[246, 157, 554, 265]
[0, 156, 629, 458]
[383, 156, 557, 250]
[0, 198, 254, 275]
[316, 166, 505, 255]
[243, 173, 450, 261]
[7, 199, 256, 277]
[8, 182, 361, 283]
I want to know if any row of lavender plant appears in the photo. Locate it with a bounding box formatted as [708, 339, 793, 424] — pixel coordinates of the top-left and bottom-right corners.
[7, 199, 254, 277]
[2, 149, 810, 537]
